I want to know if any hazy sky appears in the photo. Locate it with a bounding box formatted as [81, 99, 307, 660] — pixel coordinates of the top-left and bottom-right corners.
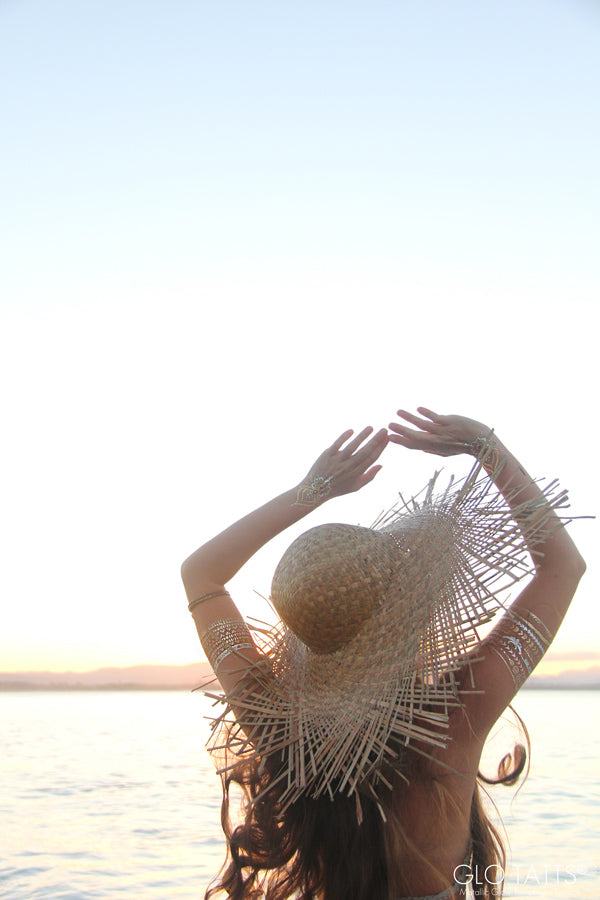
[1, 0, 598, 673]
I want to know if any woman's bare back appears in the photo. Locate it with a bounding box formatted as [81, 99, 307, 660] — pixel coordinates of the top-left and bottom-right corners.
[384, 706, 483, 898]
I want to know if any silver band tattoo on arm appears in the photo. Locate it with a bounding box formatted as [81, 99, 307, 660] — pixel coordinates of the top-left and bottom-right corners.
[200, 617, 255, 671]
[488, 610, 552, 689]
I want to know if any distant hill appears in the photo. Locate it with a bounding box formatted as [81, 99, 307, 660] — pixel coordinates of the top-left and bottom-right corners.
[1, 663, 599, 691]
[0, 662, 215, 691]
[522, 666, 600, 690]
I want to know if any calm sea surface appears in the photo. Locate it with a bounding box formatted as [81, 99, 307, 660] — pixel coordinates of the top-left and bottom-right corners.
[0, 690, 598, 899]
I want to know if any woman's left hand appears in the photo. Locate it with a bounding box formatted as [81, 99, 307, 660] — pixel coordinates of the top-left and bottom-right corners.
[299, 427, 388, 502]
[388, 408, 490, 457]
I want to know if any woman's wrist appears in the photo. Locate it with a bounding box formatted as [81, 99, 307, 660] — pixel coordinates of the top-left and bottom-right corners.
[463, 427, 495, 455]
[463, 432, 505, 474]
[293, 473, 334, 510]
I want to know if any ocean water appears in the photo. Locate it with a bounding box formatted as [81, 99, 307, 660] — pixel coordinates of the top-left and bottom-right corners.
[0, 690, 598, 899]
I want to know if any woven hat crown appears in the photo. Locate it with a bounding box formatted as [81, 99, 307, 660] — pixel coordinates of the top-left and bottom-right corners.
[271, 523, 398, 654]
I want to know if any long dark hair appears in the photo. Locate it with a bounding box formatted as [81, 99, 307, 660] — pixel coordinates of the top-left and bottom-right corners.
[205, 756, 389, 900]
[205, 709, 529, 900]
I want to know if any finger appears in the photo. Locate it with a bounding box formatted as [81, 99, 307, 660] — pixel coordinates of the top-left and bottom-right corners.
[388, 423, 435, 447]
[354, 430, 388, 467]
[416, 407, 445, 424]
[388, 422, 424, 439]
[395, 409, 438, 431]
[330, 429, 354, 452]
[388, 436, 424, 450]
[358, 464, 383, 487]
[388, 434, 448, 455]
[343, 425, 374, 455]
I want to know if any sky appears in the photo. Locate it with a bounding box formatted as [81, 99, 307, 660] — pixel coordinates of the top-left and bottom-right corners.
[1, 0, 598, 675]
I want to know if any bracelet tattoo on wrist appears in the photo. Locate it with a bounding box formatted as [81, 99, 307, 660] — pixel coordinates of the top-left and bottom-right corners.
[294, 474, 333, 509]
[464, 436, 502, 475]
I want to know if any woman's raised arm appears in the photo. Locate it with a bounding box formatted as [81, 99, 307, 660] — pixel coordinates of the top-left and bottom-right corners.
[181, 427, 388, 692]
[388, 407, 586, 734]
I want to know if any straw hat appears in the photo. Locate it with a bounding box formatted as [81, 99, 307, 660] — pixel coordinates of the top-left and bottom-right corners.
[204, 453, 568, 814]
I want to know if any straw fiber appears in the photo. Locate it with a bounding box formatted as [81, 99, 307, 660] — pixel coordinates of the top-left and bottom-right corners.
[201, 451, 570, 812]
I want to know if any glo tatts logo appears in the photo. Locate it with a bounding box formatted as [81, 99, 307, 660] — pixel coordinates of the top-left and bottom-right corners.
[453, 863, 579, 896]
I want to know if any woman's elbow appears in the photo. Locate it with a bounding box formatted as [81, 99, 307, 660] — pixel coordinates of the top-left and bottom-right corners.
[180, 559, 189, 584]
[551, 553, 586, 588]
[180, 556, 198, 588]
[180, 555, 221, 595]
[573, 553, 587, 580]
[564, 544, 587, 581]
[535, 545, 586, 582]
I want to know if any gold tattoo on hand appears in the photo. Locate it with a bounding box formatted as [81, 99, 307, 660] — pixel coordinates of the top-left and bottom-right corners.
[294, 474, 333, 508]
[464, 436, 502, 475]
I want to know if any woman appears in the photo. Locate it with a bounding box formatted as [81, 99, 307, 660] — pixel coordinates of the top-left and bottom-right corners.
[181, 408, 586, 900]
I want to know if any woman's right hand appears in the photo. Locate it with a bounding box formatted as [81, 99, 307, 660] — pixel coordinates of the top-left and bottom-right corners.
[298, 426, 389, 502]
[388, 407, 492, 458]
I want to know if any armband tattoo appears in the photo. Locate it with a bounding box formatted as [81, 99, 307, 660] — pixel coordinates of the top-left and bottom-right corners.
[488, 610, 552, 690]
[200, 618, 254, 671]
[188, 590, 231, 614]
[294, 475, 333, 509]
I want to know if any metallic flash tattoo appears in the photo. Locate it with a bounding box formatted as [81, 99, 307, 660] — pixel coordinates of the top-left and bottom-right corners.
[201, 618, 254, 671]
[488, 610, 552, 689]
[294, 475, 333, 509]
[465, 436, 503, 475]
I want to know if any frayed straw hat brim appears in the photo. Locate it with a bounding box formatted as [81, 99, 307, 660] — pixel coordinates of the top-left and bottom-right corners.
[201, 452, 570, 812]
